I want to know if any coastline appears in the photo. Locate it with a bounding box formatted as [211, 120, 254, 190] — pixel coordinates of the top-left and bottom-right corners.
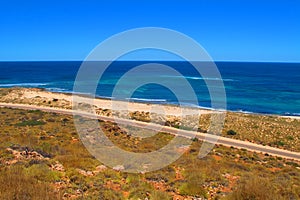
[1, 61, 299, 117]
[0, 87, 212, 116]
[1, 87, 300, 153]
[1, 86, 299, 120]
[48, 88, 300, 119]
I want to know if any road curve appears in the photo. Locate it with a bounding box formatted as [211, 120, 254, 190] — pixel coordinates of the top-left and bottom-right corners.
[1, 102, 300, 161]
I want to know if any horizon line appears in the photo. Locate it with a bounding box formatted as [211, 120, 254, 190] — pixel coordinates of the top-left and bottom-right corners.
[0, 60, 300, 63]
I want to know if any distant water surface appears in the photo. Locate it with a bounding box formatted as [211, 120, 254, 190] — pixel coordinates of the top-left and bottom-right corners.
[0, 61, 299, 116]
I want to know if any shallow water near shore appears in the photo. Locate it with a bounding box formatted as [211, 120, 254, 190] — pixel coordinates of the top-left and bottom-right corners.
[0, 61, 299, 116]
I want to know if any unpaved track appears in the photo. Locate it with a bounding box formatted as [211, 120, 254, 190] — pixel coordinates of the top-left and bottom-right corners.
[1, 102, 300, 161]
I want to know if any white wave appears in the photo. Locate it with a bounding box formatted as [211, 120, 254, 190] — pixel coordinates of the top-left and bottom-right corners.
[0, 83, 49, 87]
[46, 87, 69, 92]
[97, 95, 115, 100]
[234, 109, 254, 114]
[46, 88, 95, 97]
[175, 102, 224, 111]
[162, 75, 235, 82]
[46, 89, 115, 100]
[284, 112, 300, 116]
[126, 97, 167, 102]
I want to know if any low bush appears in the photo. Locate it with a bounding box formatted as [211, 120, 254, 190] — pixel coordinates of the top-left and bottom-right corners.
[0, 165, 60, 200]
[179, 167, 207, 198]
[227, 175, 276, 200]
[227, 130, 237, 135]
[97, 188, 124, 200]
[15, 120, 46, 126]
[26, 164, 61, 182]
[151, 190, 172, 200]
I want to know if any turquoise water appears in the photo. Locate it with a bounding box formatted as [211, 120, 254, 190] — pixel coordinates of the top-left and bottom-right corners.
[0, 61, 299, 116]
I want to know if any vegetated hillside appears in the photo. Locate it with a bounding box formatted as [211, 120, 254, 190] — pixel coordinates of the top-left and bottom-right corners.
[0, 107, 299, 199]
[1, 87, 299, 153]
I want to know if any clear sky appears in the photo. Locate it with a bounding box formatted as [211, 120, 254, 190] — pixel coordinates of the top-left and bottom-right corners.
[0, 0, 299, 62]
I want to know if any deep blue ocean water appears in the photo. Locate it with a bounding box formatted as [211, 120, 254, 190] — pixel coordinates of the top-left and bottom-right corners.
[0, 61, 299, 116]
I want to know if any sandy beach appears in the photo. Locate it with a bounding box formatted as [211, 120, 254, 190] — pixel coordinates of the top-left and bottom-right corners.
[0, 87, 213, 116]
[1, 87, 299, 120]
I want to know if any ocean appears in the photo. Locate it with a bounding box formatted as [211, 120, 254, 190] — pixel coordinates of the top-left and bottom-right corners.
[0, 61, 299, 116]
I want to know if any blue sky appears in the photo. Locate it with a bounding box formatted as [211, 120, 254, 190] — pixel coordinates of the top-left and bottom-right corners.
[0, 0, 299, 62]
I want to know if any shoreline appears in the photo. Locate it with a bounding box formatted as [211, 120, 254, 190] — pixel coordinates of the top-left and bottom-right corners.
[18, 87, 300, 119]
[0, 86, 300, 119]
[0, 87, 211, 116]
[1, 87, 300, 153]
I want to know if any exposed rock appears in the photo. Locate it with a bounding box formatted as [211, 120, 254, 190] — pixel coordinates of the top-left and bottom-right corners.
[95, 165, 107, 172]
[76, 168, 94, 176]
[5, 147, 49, 165]
[113, 165, 125, 171]
[51, 161, 65, 172]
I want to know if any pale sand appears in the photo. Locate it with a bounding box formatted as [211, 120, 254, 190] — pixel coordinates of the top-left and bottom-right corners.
[2, 88, 300, 120]
[280, 115, 300, 120]
[21, 88, 212, 116]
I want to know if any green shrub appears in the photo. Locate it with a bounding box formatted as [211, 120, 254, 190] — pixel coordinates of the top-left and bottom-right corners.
[0, 165, 60, 200]
[28, 110, 42, 113]
[26, 164, 60, 182]
[286, 136, 294, 140]
[125, 175, 153, 199]
[151, 190, 172, 200]
[227, 175, 276, 200]
[227, 130, 237, 135]
[15, 120, 46, 126]
[97, 188, 124, 200]
[275, 140, 285, 146]
[179, 168, 207, 198]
